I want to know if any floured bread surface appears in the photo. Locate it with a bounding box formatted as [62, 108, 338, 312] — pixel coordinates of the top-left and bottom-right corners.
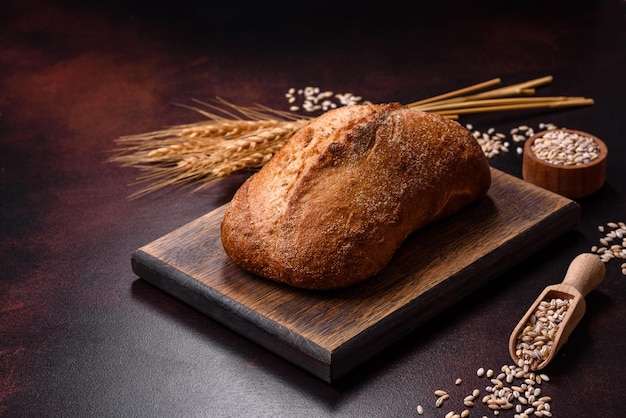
[220, 103, 491, 289]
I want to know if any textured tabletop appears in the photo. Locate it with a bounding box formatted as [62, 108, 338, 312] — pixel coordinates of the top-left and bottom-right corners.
[2, 1, 625, 416]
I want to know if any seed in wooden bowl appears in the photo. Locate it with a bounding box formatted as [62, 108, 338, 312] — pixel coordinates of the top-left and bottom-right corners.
[530, 130, 600, 166]
[523, 128, 607, 198]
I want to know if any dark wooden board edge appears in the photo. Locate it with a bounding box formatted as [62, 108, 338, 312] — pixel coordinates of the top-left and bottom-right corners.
[131, 251, 334, 382]
[330, 199, 581, 380]
[131, 198, 580, 383]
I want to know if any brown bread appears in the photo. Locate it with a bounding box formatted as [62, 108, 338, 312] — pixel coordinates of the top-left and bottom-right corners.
[220, 103, 491, 289]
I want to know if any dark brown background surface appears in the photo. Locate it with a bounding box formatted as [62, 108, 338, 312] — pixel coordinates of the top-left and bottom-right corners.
[1, 0, 625, 416]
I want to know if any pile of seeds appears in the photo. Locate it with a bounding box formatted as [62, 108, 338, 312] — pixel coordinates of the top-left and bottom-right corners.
[465, 122, 558, 159]
[513, 298, 570, 370]
[465, 124, 509, 159]
[481, 363, 553, 418]
[417, 364, 553, 417]
[591, 221, 626, 275]
[285, 87, 370, 113]
[530, 130, 600, 166]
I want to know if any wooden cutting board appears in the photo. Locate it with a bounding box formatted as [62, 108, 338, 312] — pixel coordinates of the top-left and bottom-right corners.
[131, 168, 580, 382]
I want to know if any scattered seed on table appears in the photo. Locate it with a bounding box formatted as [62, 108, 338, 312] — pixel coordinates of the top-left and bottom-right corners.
[285, 86, 368, 113]
[591, 221, 626, 274]
[436, 394, 449, 407]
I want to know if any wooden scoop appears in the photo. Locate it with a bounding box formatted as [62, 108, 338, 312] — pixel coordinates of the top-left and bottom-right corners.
[509, 253, 605, 371]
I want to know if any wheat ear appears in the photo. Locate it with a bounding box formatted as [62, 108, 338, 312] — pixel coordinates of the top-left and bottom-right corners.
[108, 99, 310, 198]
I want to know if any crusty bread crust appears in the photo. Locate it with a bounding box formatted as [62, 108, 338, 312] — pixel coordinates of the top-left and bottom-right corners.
[220, 103, 491, 289]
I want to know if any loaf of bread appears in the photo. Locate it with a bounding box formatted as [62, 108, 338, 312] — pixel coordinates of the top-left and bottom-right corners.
[220, 103, 491, 289]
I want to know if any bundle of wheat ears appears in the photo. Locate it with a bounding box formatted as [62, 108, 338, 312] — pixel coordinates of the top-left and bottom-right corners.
[109, 76, 593, 198]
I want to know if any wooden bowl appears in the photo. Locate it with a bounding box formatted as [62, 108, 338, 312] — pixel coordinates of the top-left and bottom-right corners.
[522, 129, 607, 199]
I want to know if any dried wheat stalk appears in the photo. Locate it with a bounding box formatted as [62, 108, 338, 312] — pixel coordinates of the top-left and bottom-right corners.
[109, 77, 593, 198]
[109, 99, 310, 198]
[129, 121, 305, 197]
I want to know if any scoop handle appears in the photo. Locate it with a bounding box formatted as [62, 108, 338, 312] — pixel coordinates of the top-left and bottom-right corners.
[562, 253, 606, 296]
